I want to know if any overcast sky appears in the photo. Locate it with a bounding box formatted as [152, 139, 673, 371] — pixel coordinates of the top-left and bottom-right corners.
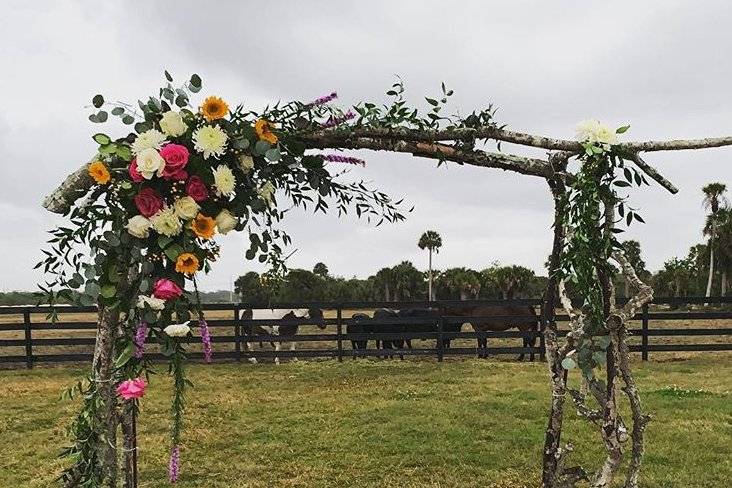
[1, 1, 731, 292]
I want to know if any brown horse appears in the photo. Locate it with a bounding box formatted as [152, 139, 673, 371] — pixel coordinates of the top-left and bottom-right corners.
[444, 305, 540, 361]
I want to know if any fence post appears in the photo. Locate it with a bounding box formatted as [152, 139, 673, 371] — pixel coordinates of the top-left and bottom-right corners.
[537, 303, 545, 362]
[641, 303, 649, 361]
[233, 306, 242, 362]
[23, 309, 33, 369]
[437, 306, 444, 362]
[336, 306, 343, 362]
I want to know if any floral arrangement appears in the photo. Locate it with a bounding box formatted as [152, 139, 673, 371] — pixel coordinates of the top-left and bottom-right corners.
[45, 73, 407, 485]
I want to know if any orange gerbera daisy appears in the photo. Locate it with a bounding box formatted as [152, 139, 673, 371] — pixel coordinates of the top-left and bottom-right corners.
[191, 213, 216, 239]
[200, 96, 229, 122]
[88, 161, 111, 184]
[175, 252, 200, 275]
[254, 119, 278, 145]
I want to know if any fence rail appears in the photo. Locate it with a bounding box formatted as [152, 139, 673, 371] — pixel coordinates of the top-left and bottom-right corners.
[1, 297, 731, 368]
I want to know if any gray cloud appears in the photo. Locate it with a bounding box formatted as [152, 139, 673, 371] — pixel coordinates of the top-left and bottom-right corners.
[1, 0, 731, 291]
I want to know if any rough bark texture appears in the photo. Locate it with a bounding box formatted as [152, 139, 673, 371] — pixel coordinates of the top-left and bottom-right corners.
[541, 169, 569, 487]
[121, 403, 137, 488]
[92, 302, 120, 487]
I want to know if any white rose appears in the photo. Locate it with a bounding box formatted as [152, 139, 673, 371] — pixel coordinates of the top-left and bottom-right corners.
[575, 119, 618, 146]
[136, 148, 165, 179]
[215, 209, 238, 235]
[159, 111, 187, 137]
[136, 294, 165, 311]
[239, 155, 254, 173]
[131, 129, 167, 155]
[173, 196, 200, 220]
[150, 207, 183, 237]
[213, 165, 236, 197]
[164, 321, 191, 337]
[125, 215, 151, 238]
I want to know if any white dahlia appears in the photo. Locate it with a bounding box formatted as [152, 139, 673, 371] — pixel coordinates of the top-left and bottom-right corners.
[132, 129, 167, 154]
[150, 207, 183, 237]
[193, 125, 228, 159]
[212, 165, 236, 197]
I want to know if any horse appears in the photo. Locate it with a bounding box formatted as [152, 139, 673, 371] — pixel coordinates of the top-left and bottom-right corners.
[444, 304, 540, 361]
[397, 307, 462, 350]
[240, 308, 325, 364]
[347, 308, 461, 358]
[347, 312, 372, 358]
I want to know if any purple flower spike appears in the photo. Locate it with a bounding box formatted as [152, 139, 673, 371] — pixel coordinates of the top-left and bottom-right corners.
[308, 91, 337, 107]
[322, 154, 366, 167]
[134, 321, 148, 359]
[199, 318, 212, 363]
[322, 110, 355, 129]
[168, 445, 180, 483]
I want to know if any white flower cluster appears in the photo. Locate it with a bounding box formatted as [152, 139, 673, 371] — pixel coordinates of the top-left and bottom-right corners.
[164, 321, 191, 337]
[575, 119, 619, 146]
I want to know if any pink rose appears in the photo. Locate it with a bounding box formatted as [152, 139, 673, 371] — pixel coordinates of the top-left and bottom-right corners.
[186, 175, 209, 202]
[160, 143, 190, 180]
[134, 187, 163, 218]
[116, 378, 147, 400]
[153, 278, 183, 300]
[128, 159, 144, 183]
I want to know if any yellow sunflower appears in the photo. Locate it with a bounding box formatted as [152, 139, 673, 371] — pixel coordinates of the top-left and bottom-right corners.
[254, 119, 278, 145]
[191, 213, 216, 239]
[88, 161, 111, 184]
[200, 96, 229, 122]
[175, 252, 200, 275]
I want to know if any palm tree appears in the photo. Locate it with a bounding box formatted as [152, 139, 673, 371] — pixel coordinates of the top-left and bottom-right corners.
[312, 262, 329, 277]
[374, 267, 394, 301]
[481, 264, 535, 299]
[438, 267, 480, 301]
[702, 182, 728, 299]
[418, 230, 442, 301]
[713, 208, 732, 296]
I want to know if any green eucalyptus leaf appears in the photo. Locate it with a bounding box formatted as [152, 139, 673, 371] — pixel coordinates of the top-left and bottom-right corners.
[93, 133, 111, 145]
[265, 148, 281, 162]
[100, 284, 117, 299]
[92, 94, 104, 108]
[561, 357, 576, 370]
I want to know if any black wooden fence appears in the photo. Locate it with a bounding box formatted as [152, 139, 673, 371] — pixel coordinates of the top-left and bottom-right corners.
[1, 297, 731, 368]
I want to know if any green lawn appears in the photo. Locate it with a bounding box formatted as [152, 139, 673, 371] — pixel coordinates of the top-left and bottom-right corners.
[1, 357, 730, 487]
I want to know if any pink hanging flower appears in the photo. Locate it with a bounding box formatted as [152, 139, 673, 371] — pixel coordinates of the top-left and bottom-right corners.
[134, 321, 148, 359]
[153, 279, 183, 300]
[322, 110, 355, 128]
[322, 154, 366, 166]
[116, 378, 147, 400]
[159, 143, 190, 180]
[307, 91, 337, 107]
[169, 445, 180, 483]
[199, 319, 212, 363]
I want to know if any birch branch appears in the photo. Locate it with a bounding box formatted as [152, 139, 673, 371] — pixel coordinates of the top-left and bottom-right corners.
[43, 157, 97, 214]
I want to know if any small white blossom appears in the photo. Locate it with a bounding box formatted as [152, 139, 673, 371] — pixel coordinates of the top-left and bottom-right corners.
[575, 119, 618, 146]
[164, 321, 191, 337]
[136, 294, 165, 311]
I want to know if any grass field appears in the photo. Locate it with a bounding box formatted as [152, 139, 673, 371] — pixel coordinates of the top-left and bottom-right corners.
[1, 357, 730, 487]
